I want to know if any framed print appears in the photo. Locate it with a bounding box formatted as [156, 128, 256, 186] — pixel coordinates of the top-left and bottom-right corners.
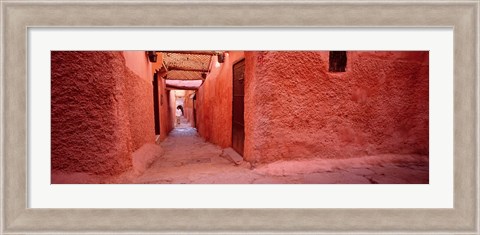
[1, 0, 478, 234]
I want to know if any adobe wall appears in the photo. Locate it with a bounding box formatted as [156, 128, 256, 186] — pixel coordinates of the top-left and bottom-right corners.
[123, 51, 152, 83]
[195, 81, 209, 140]
[159, 80, 174, 141]
[183, 90, 195, 127]
[243, 51, 429, 164]
[51, 51, 161, 180]
[169, 90, 177, 128]
[196, 51, 245, 147]
[122, 51, 156, 150]
[123, 51, 174, 143]
[51, 51, 133, 176]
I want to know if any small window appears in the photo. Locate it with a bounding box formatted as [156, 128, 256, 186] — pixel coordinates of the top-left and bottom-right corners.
[329, 51, 347, 72]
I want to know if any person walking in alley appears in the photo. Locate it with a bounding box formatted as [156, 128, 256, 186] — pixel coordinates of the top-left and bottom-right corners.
[176, 106, 182, 125]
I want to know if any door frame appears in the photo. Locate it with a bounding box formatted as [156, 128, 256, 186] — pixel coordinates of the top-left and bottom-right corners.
[152, 72, 160, 135]
[231, 59, 246, 156]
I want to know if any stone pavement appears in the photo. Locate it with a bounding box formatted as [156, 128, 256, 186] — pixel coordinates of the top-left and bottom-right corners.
[115, 118, 428, 184]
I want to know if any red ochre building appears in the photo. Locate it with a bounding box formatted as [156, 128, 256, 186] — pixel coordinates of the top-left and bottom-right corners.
[51, 51, 429, 182]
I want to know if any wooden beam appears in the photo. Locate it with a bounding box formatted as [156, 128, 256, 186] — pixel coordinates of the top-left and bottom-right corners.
[163, 77, 204, 81]
[167, 66, 209, 73]
[155, 69, 167, 78]
[160, 51, 219, 56]
[154, 63, 168, 77]
[166, 85, 199, 91]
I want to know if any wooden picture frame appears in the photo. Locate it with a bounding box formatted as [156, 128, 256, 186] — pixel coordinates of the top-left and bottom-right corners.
[1, 0, 478, 233]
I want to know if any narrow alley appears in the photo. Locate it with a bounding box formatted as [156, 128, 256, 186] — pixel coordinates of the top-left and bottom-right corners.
[108, 117, 428, 184]
[51, 51, 429, 184]
[122, 117, 267, 184]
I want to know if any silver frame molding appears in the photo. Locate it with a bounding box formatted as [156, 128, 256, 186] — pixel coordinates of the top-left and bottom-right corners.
[1, 0, 478, 234]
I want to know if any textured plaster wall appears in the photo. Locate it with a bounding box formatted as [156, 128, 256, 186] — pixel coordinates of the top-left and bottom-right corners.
[51, 51, 133, 176]
[196, 51, 245, 148]
[142, 52, 174, 141]
[158, 80, 174, 141]
[123, 51, 152, 83]
[170, 90, 177, 126]
[183, 90, 195, 127]
[51, 51, 159, 179]
[243, 51, 429, 164]
[122, 51, 156, 150]
[196, 81, 209, 140]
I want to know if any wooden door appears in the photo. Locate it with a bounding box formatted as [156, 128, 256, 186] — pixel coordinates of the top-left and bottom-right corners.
[152, 73, 160, 135]
[232, 60, 245, 156]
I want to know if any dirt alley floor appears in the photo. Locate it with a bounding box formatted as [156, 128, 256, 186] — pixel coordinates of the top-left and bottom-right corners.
[111, 117, 428, 184]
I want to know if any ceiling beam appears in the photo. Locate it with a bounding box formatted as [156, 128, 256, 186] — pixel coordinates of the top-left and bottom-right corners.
[160, 51, 219, 56]
[163, 77, 204, 80]
[166, 66, 209, 73]
[166, 85, 199, 91]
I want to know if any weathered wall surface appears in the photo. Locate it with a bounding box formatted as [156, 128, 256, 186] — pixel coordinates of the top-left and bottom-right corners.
[123, 51, 152, 83]
[51, 51, 133, 176]
[122, 51, 156, 150]
[135, 52, 174, 142]
[183, 90, 195, 127]
[52, 51, 161, 181]
[196, 82, 210, 140]
[169, 89, 177, 128]
[243, 51, 429, 164]
[158, 80, 174, 141]
[196, 51, 245, 147]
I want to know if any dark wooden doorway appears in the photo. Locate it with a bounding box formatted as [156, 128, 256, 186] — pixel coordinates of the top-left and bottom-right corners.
[192, 94, 197, 128]
[152, 72, 160, 135]
[232, 59, 245, 156]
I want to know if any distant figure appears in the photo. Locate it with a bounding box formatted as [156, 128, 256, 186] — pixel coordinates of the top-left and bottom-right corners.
[176, 106, 182, 125]
[177, 105, 184, 116]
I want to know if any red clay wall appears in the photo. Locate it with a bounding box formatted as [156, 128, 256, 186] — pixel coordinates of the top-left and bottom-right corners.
[51, 51, 133, 176]
[169, 90, 177, 128]
[243, 51, 429, 164]
[184, 90, 195, 127]
[123, 51, 156, 150]
[52, 51, 160, 179]
[159, 81, 174, 140]
[196, 85, 209, 140]
[196, 51, 245, 147]
[123, 51, 152, 82]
